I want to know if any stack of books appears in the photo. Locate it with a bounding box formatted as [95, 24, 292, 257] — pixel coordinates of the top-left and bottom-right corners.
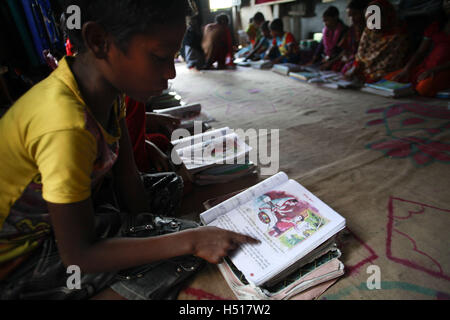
[361, 80, 415, 98]
[306, 71, 360, 89]
[249, 60, 274, 70]
[289, 71, 321, 82]
[234, 58, 252, 67]
[152, 103, 215, 132]
[436, 89, 450, 99]
[271, 63, 303, 76]
[233, 59, 274, 70]
[171, 127, 257, 185]
[148, 91, 184, 110]
[200, 172, 346, 300]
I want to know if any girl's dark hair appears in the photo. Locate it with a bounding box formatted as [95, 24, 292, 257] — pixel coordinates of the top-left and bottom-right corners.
[64, 0, 191, 54]
[270, 18, 283, 33]
[215, 14, 229, 25]
[347, 0, 371, 10]
[323, 6, 340, 18]
[253, 12, 265, 24]
[261, 21, 270, 32]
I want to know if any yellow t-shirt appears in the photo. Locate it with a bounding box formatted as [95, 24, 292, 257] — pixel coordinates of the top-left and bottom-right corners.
[0, 56, 125, 263]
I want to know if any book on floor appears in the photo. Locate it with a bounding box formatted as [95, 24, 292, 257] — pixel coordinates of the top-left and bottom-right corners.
[152, 103, 216, 129]
[200, 172, 346, 289]
[299, 71, 361, 89]
[249, 60, 273, 70]
[234, 57, 252, 67]
[171, 126, 232, 146]
[172, 129, 252, 175]
[436, 89, 450, 99]
[148, 92, 184, 109]
[271, 63, 303, 76]
[289, 71, 321, 82]
[218, 243, 344, 300]
[362, 80, 415, 98]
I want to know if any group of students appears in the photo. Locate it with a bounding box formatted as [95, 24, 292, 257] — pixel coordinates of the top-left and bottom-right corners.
[0, 0, 259, 300]
[183, 14, 234, 70]
[240, 0, 450, 97]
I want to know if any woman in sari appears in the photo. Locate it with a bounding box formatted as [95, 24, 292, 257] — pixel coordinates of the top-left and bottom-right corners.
[306, 6, 348, 68]
[346, 0, 410, 83]
[202, 14, 233, 70]
[334, 0, 370, 74]
[385, 0, 450, 97]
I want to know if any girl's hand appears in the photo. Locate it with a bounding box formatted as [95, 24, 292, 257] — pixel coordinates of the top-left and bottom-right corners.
[417, 69, 434, 82]
[392, 68, 410, 82]
[190, 226, 260, 264]
[147, 141, 170, 172]
[146, 113, 181, 137]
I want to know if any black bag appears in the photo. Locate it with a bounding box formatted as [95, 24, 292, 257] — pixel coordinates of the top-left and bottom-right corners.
[115, 213, 205, 300]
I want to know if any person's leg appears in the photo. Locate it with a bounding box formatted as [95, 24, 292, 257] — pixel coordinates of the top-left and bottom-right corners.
[415, 70, 450, 97]
[384, 69, 403, 81]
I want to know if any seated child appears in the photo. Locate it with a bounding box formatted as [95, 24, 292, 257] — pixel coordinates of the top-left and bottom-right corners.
[183, 15, 205, 71]
[244, 21, 272, 61]
[202, 14, 234, 69]
[305, 6, 348, 69]
[333, 0, 370, 74]
[385, 1, 450, 97]
[286, 42, 302, 64]
[265, 18, 296, 64]
[346, 0, 410, 83]
[246, 12, 266, 48]
[0, 0, 257, 300]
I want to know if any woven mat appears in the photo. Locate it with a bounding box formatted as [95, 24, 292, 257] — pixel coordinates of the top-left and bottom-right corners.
[173, 64, 450, 300]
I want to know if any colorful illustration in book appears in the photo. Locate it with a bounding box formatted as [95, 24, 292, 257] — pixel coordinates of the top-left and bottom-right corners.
[208, 137, 239, 158]
[254, 191, 329, 249]
[178, 136, 240, 161]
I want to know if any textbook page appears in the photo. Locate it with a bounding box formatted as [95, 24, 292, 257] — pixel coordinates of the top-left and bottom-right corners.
[176, 133, 252, 172]
[207, 179, 346, 286]
[200, 172, 288, 225]
[172, 127, 231, 146]
[154, 103, 201, 117]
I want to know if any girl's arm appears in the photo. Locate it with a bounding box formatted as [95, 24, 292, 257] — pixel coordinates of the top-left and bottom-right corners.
[48, 198, 258, 273]
[47, 118, 259, 273]
[392, 37, 432, 82]
[417, 60, 450, 81]
[112, 118, 151, 214]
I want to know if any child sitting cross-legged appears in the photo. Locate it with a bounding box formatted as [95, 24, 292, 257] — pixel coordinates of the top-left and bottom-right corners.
[0, 0, 258, 300]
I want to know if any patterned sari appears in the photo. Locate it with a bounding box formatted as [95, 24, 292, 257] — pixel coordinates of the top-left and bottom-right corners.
[355, 0, 410, 82]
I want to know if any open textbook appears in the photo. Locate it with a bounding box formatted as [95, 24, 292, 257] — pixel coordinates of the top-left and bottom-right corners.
[200, 172, 346, 287]
[290, 70, 361, 89]
[172, 128, 252, 174]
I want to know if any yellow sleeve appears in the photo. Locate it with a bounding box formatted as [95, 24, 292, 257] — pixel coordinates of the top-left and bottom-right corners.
[28, 129, 97, 204]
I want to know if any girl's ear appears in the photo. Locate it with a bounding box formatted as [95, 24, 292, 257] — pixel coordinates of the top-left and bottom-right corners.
[82, 21, 110, 59]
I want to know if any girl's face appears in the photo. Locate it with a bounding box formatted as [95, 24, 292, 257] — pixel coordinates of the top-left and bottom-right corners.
[323, 16, 338, 29]
[100, 22, 186, 102]
[271, 29, 282, 38]
[347, 8, 364, 26]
